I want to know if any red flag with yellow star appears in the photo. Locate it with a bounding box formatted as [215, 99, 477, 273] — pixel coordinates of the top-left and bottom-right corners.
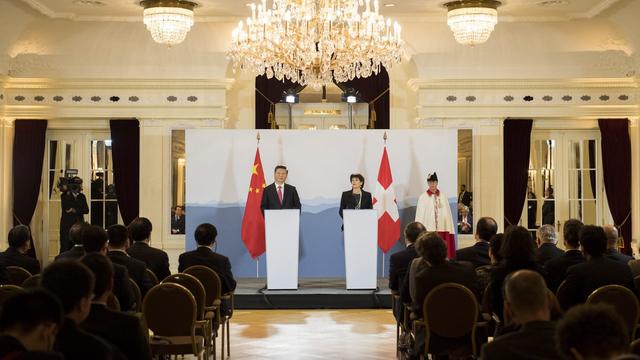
[241, 148, 267, 258]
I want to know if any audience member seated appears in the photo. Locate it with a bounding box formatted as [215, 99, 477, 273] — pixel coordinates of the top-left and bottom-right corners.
[107, 224, 153, 296]
[535, 224, 564, 265]
[556, 304, 630, 360]
[561, 225, 637, 309]
[545, 219, 585, 293]
[126, 218, 170, 282]
[476, 233, 503, 302]
[82, 225, 135, 312]
[457, 205, 473, 234]
[630, 244, 640, 277]
[0, 289, 64, 360]
[604, 225, 634, 264]
[389, 222, 425, 321]
[80, 253, 151, 360]
[481, 270, 562, 360]
[0, 225, 41, 275]
[456, 217, 498, 268]
[489, 226, 546, 324]
[54, 222, 88, 261]
[40, 261, 116, 360]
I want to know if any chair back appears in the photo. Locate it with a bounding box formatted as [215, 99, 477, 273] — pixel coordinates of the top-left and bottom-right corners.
[586, 284, 640, 339]
[634, 275, 640, 293]
[22, 274, 41, 288]
[6, 266, 31, 286]
[106, 293, 121, 311]
[129, 278, 142, 312]
[0, 285, 25, 307]
[143, 283, 196, 337]
[183, 265, 222, 306]
[145, 268, 159, 286]
[556, 280, 571, 310]
[162, 273, 206, 320]
[423, 283, 478, 339]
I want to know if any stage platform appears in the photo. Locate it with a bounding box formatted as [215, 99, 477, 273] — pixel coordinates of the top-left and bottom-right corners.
[234, 278, 392, 309]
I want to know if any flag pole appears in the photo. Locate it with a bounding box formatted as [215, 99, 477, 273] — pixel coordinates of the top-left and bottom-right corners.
[256, 131, 261, 278]
[382, 131, 387, 279]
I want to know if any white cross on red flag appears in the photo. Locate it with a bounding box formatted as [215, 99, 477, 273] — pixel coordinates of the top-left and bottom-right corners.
[372, 146, 401, 253]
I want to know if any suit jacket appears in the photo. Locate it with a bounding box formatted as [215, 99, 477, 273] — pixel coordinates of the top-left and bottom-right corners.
[171, 215, 185, 234]
[338, 190, 373, 218]
[544, 249, 585, 292]
[411, 260, 478, 315]
[0, 247, 41, 274]
[54, 317, 120, 360]
[458, 190, 472, 207]
[178, 247, 237, 294]
[561, 256, 637, 309]
[535, 243, 565, 265]
[388, 244, 418, 292]
[108, 250, 153, 296]
[605, 248, 634, 264]
[541, 200, 554, 226]
[481, 321, 562, 360]
[455, 241, 490, 268]
[127, 242, 171, 282]
[112, 262, 135, 312]
[0, 335, 63, 360]
[54, 245, 85, 261]
[261, 183, 301, 211]
[490, 260, 546, 321]
[60, 192, 89, 223]
[82, 303, 151, 360]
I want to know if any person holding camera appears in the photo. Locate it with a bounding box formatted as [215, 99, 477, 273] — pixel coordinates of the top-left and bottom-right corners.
[60, 177, 89, 253]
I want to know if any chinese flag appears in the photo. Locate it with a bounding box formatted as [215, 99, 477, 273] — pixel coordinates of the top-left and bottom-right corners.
[241, 148, 267, 258]
[372, 147, 401, 253]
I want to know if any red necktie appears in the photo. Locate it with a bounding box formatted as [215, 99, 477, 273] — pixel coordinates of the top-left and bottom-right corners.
[277, 186, 283, 205]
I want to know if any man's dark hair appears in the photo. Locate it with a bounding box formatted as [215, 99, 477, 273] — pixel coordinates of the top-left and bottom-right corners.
[82, 225, 108, 253]
[415, 232, 447, 265]
[504, 270, 548, 316]
[0, 289, 64, 333]
[274, 165, 288, 173]
[41, 261, 95, 314]
[128, 217, 153, 242]
[349, 174, 365, 188]
[556, 304, 628, 360]
[563, 219, 584, 248]
[489, 233, 504, 263]
[8, 225, 31, 248]
[580, 225, 607, 257]
[404, 222, 427, 244]
[69, 222, 89, 245]
[107, 224, 129, 248]
[81, 253, 114, 300]
[501, 225, 535, 262]
[194, 223, 217, 246]
[476, 217, 497, 242]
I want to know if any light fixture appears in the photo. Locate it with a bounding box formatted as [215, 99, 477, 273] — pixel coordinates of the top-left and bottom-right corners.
[229, 0, 404, 89]
[444, 0, 501, 46]
[341, 88, 360, 104]
[283, 89, 299, 104]
[140, 0, 197, 46]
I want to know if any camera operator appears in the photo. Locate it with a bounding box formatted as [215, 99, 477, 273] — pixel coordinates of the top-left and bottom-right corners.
[59, 176, 89, 253]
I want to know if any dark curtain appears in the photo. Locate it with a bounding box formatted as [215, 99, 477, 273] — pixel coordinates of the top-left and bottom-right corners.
[255, 75, 302, 129]
[13, 120, 48, 258]
[335, 67, 390, 129]
[599, 119, 632, 254]
[503, 119, 533, 229]
[110, 119, 140, 225]
[49, 141, 57, 199]
[588, 140, 596, 199]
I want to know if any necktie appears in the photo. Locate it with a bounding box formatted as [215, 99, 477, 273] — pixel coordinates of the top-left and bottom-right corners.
[277, 186, 283, 205]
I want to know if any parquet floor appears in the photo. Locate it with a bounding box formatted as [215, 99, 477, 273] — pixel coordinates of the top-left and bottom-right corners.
[189, 309, 397, 359]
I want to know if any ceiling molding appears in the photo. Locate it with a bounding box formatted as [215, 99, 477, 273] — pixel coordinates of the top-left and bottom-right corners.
[574, 0, 622, 19]
[2, 77, 236, 90]
[408, 77, 640, 91]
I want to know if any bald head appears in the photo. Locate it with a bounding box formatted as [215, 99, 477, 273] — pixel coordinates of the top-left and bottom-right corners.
[504, 270, 549, 324]
[603, 225, 619, 248]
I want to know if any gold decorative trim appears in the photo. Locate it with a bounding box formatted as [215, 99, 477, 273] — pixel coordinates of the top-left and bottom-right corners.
[443, 0, 502, 11]
[139, 0, 198, 11]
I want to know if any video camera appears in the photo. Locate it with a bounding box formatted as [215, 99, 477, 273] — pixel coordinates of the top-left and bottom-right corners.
[57, 169, 83, 193]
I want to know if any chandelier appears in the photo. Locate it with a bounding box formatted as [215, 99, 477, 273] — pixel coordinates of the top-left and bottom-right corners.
[140, 0, 197, 46]
[444, 0, 501, 46]
[228, 0, 404, 89]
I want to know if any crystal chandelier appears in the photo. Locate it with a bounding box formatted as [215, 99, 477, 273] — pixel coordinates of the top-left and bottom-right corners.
[445, 0, 501, 46]
[140, 0, 197, 46]
[228, 0, 404, 89]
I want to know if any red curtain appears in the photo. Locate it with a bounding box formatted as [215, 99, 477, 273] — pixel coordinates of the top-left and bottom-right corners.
[110, 119, 140, 225]
[599, 119, 632, 254]
[503, 119, 533, 229]
[335, 67, 390, 129]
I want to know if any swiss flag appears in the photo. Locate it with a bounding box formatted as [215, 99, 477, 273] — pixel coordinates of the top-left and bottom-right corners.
[241, 148, 267, 258]
[372, 147, 401, 253]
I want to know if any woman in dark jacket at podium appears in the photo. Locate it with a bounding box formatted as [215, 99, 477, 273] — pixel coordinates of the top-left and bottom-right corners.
[339, 174, 373, 220]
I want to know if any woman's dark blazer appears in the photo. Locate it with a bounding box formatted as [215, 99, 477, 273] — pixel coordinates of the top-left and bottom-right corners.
[339, 190, 373, 218]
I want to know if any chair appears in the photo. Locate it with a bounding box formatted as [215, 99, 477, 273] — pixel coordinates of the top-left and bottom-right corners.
[145, 268, 159, 287]
[586, 285, 640, 339]
[555, 280, 571, 310]
[129, 278, 142, 312]
[142, 283, 205, 360]
[634, 275, 640, 294]
[184, 265, 233, 359]
[162, 273, 211, 359]
[0, 285, 25, 307]
[415, 283, 479, 358]
[6, 266, 31, 286]
[106, 293, 121, 311]
[22, 274, 41, 288]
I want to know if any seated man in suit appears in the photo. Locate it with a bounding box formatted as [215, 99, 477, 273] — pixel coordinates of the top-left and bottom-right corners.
[171, 205, 186, 235]
[0, 225, 41, 274]
[82, 225, 136, 312]
[261, 165, 301, 211]
[603, 224, 634, 264]
[388, 222, 425, 321]
[561, 225, 637, 309]
[545, 219, 585, 292]
[535, 224, 564, 265]
[54, 222, 89, 261]
[455, 217, 497, 268]
[80, 253, 151, 360]
[127, 217, 171, 282]
[41, 261, 117, 360]
[0, 289, 64, 360]
[107, 224, 153, 296]
[481, 270, 562, 359]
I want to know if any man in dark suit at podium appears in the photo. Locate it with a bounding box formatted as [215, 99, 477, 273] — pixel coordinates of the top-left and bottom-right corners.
[261, 165, 301, 211]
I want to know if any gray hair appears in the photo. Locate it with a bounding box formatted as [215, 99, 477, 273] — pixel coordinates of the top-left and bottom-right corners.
[536, 224, 557, 244]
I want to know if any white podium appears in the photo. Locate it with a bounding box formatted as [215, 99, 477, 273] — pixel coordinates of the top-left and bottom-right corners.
[265, 209, 300, 290]
[343, 209, 378, 290]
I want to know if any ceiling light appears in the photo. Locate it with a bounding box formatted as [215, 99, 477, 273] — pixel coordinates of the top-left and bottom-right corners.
[384, 3, 396, 7]
[140, 0, 197, 46]
[444, 0, 501, 46]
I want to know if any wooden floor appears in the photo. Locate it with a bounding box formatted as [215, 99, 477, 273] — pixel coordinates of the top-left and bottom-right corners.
[193, 309, 397, 359]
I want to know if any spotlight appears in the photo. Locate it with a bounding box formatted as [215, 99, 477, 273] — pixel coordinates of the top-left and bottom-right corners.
[341, 88, 360, 104]
[283, 89, 299, 104]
